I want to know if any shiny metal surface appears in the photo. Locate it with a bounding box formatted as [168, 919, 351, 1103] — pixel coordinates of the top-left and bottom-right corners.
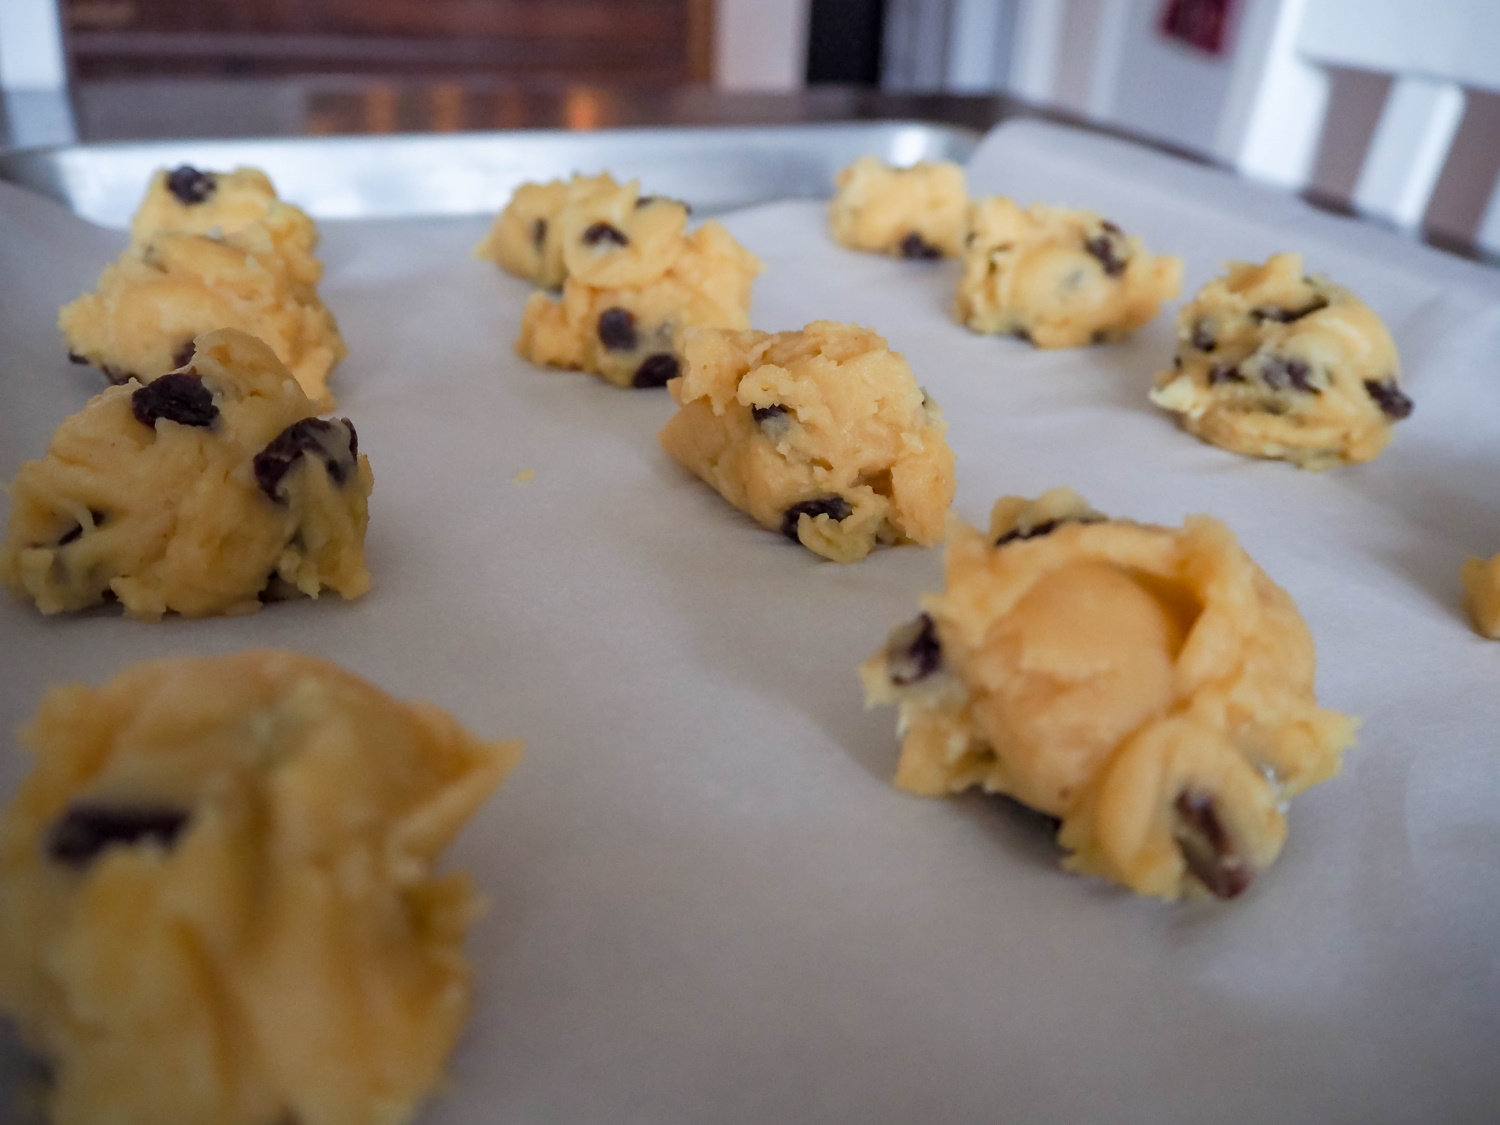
[0, 121, 978, 228]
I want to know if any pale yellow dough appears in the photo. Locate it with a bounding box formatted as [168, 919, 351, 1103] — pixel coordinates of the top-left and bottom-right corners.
[129, 166, 281, 247]
[517, 206, 762, 388]
[1149, 252, 1411, 470]
[861, 488, 1355, 900]
[659, 321, 956, 562]
[1462, 553, 1500, 639]
[1, 328, 372, 621]
[956, 198, 1182, 347]
[61, 176, 345, 407]
[0, 649, 522, 1125]
[829, 156, 968, 259]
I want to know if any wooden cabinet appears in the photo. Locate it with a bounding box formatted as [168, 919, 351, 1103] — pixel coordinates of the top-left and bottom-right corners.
[67, 0, 714, 83]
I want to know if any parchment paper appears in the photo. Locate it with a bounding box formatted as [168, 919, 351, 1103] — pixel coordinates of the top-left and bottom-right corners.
[1, 119, 1497, 1124]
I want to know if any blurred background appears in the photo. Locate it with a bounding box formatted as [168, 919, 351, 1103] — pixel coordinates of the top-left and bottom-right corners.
[1, 0, 1496, 255]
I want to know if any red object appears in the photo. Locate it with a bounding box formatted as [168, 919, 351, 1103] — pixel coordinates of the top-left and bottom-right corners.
[1159, 0, 1235, 55]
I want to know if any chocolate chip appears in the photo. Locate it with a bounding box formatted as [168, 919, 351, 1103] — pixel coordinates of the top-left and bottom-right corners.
[165, 165, 216, 206]
[597, 307, 638, 352]
[1364, 379, 1413, 420]
[633, 353, 679, 388]
[1172, 791, 1252, 899]
[1261, 356, 1316, 393]
[781, 496, 853, 540]
[132, 373, 218, 428]
[1085, 232, 1128, 277]
[899, 232, 943, 260]
[102, 365, 134, 385]
[752, 404, 787, 425]
[531, 217, 547, 249]
[887, 613, 942, 686]
[582, 221, 629, 248]
[1207, 363, 1243, 385]
[1250, 297, 1328, 324]
[253, 417, 359, 503]
[47, 803, 190, 867]
[172, 339, 196, 370]
[1191, 319, 1217, 352]
[68, 351, 88, 365]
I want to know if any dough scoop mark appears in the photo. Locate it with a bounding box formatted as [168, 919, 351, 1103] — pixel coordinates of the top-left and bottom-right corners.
[1190, 319, 1217, 352]
[1251, 297, 1329, 324]
[1172, 791, 1252, 899]
[633, 352, 679, 388]
[1364, 379, 1414, 420]
[886, 613, 942, 686]
[1260, 356, 1316, 394]
[172, 338, 196, 369]
[899, 232, 944, 260]
[165, 165, 217, 206]
[597, 307, 639, 351]
[582, 221, 630, 248]
[531, 217, 547, 249]
[781, 495, 853, 540]
[47, 803, 190, 867]
[253, 417, 359, 503]
[131, 372, 219, 429]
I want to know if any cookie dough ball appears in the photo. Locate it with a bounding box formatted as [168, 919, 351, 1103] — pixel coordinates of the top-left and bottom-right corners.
[1149, 252, 1411, 470]
[61, 203, 346, 407]
[517, 214, 762, 388]
[861, 488, 1355, 899]
[129, 165, 282, 247]
[659, 321, 956, 562]
[1462, 553, 1500, 639]
[0, 650, 522, 1125]
[955, 198, 1182, 347]
[829, 156, 967, 259]
[472, 171, 623, 289]
[2, 329, 372, 621]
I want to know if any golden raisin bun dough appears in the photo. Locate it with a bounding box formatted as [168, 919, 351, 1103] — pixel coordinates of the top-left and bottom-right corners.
[862, 488, 1356, 900]
[0, 649, 522, 1125]
[829, 156, 968, 259]
[659, 321, 956, 562]
[1150, 252, 1412, 469]
[2, 329, 372, 621]
[956, 198, 1182, 347]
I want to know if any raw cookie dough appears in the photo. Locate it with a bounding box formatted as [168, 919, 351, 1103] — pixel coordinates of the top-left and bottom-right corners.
[1149, 252, 1411, 469]
[1, 328, 372, 621]
[955, 198, 1182, 347]
[61, 194, 345, 406]
[861, 487, 1355, 900]
[1462, 553, 1500, 639]
[829, 156, 968, 259]
[0, 649, 522, 1125]
[473, 171, 626, 289]
[516, 206, 762, 389]
[658, 321, 956, 562]
[129, 165, 281, 247]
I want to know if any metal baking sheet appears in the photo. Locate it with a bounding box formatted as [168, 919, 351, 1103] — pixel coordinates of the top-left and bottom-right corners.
[0, 121, 978, 227]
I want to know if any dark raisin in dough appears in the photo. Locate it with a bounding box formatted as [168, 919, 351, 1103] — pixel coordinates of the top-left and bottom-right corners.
[888, 613, 942, 686]
[597, 307, 639, 351]
[582, 222, 629, 248]
[899, 232, 944, 260]
[1364, 379, 1414, 420]
[165, 166, 217, 206]
[253, 417, 359, 503]
[633, 353, 679, 388]
[1172, 791, 1252, 899]
[781, 496, 853, 540]
[131, 373, 219, 429]
[47, 803, 190, 867]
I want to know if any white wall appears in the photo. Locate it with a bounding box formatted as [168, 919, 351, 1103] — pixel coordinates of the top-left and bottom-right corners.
[714, 0, 811, 92]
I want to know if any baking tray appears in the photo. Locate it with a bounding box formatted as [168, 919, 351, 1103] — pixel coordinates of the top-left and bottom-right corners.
[0, 120, 978, 227]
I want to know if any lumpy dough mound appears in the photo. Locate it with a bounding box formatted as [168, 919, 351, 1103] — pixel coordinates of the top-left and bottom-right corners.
[1, 328, 373, 621]
[516, 193, 762, 389]
[1463, 552, 1500, 639]
[62, 186, 346, 407]
[658, 321, 956, 562]
[955, 198, 1182, 348]
[829, 156, 968, 259]
[472, 171, 628, 289]
[129, 165, 282, 248]
[861, 488, 1355, 900]
[0, 649, 522, 1125]
[1149, 252, 1411, 469]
